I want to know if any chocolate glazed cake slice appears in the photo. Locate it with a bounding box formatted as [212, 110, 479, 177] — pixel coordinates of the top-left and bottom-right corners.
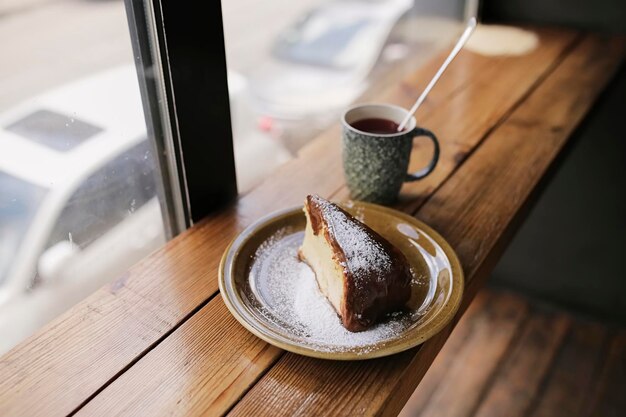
[298, 195, 412, 332]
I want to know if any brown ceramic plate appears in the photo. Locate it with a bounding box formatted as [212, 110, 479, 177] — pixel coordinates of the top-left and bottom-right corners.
[219, 201, 463, 360]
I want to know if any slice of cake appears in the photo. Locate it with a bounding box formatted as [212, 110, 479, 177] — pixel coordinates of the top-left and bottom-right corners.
[298, 195, 412, 332]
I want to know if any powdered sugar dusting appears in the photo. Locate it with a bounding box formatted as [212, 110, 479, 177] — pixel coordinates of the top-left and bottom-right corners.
[249, 229, 411, 353]
[314, 198, 393, 289]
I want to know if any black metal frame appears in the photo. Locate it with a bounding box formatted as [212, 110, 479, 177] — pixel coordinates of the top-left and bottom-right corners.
[125, 0, 237, 232]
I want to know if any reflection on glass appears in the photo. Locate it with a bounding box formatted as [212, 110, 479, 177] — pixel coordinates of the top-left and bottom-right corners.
[6, 110, 103, 152]
[0, 0, 167, 354]
[0, 172, 47, 285]
[223, 0, 468, 190]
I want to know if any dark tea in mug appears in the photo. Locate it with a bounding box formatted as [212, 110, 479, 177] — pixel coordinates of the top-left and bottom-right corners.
[350, 118, 405, 135]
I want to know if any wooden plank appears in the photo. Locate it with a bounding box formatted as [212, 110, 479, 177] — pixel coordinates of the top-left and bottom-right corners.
[419, 297, 550, 417]
[64, 29, 580, 417]
[227, 34, 626, 417]
[0, 28, 581, 417]
[398, 291, 492, 416]
[528, 320, 608, 417]
[403, 291, 529, 417]
[585, 330, 626, 417]
[75, 295, 281, 417]
[471, 310, 570, 417]
[404, 300, 610, 417]
[77, 296, 492, 416]
[75, 292, 496, 417]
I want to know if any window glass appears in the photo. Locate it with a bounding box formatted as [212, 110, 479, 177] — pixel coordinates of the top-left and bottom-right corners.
[0, 0, 168, 354]
[0, 172, 47, 285]
[45, 140, 157, 251]
[222, 0, 470, 191]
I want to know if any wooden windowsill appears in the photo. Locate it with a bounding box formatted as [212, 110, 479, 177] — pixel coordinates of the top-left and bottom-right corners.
[0, 27, 624, 417]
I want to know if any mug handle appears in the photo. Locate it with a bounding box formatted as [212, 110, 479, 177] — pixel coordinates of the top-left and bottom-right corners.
[405, 127, 440, 182]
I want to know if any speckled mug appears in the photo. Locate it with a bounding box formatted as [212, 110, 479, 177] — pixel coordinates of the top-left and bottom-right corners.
[342, 103, 440, 204]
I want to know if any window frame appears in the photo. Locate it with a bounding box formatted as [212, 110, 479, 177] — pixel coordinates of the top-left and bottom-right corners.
[125, 0, 237, 236]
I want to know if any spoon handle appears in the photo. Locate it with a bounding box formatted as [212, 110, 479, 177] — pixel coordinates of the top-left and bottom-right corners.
[397, 17, 477, 132]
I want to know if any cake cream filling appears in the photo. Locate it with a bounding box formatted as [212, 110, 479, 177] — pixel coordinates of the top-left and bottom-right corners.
[299, 210, 345, 316]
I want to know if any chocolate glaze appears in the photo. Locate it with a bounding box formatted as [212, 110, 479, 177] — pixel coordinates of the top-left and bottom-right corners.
[304, 195, 411, 332]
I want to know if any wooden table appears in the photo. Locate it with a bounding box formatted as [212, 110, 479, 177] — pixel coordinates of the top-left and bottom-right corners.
[0, 28, 624, 417]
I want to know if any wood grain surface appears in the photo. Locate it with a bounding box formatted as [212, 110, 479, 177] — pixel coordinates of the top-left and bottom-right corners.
[0, 29, 623, 417]
[398, 290, 622, 417]
[407, 293, 529, 417]
[586, 330, 626, 417]
[76, 295, 282, 416]
[397, 291, 493, 415]
[472, 311, 570, 417]
[529, 321, 609, 417]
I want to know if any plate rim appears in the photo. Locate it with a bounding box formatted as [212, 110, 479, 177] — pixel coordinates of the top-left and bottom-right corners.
[218, 201, 464, 360]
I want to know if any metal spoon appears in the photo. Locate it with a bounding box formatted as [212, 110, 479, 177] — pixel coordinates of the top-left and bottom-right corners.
[397, 17, 477, 132]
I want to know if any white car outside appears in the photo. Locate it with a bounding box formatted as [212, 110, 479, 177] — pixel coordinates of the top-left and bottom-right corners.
[0, 65, 290, 354]
[0, 66, 164, 353]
